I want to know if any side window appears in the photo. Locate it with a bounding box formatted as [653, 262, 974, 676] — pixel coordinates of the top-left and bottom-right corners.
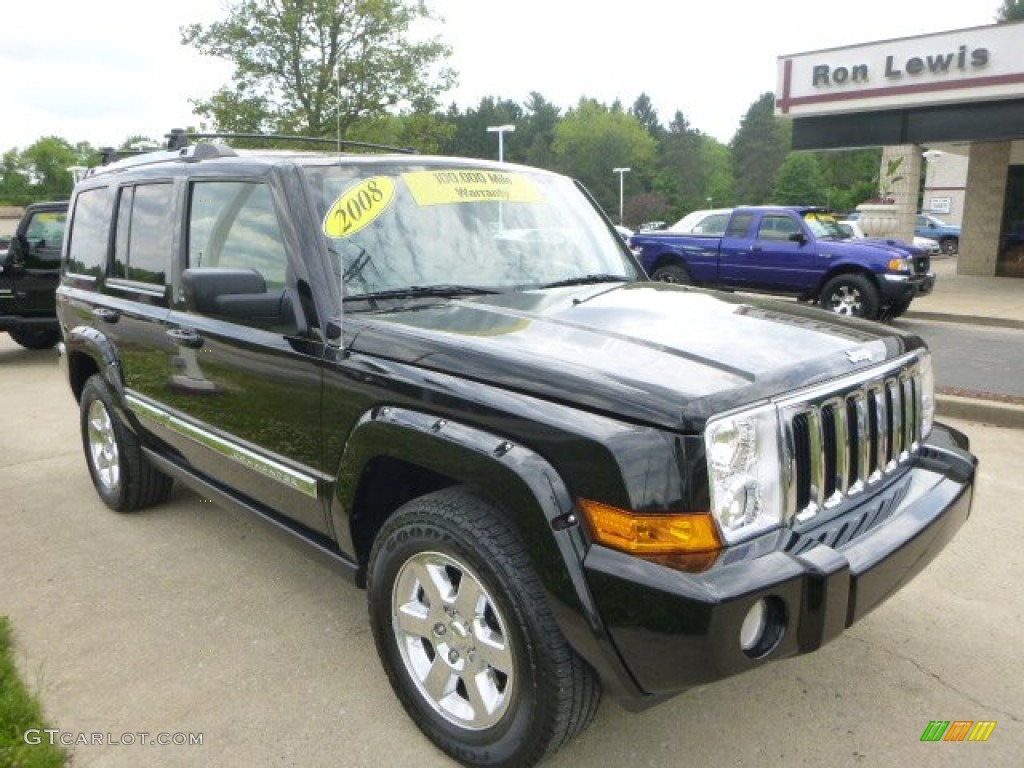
[188, 181, 287, 286]
[724, 213, 754, 238]
[112, 183, 173, 285]
[757, 215, 801, 241]
[24, 211, 66, 262]
[184, 181, 294, 330]
[67, 187, 113, 277]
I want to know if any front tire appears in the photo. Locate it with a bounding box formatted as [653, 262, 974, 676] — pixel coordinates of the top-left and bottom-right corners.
[651, 264, 692, 284]
[79, 374, 173, 512]
[819, 274, 880, 320]
[367, 487, 600, 767]
[887, 298, 913, 318]
[9, 328, 59, 349]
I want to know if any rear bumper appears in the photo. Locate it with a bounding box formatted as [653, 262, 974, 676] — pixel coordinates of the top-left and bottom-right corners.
[583, 423, 975, 700]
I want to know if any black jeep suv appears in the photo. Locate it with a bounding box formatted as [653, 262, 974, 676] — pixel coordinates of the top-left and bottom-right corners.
[56, 134, 976, 768]
[1, 200, 67, 349]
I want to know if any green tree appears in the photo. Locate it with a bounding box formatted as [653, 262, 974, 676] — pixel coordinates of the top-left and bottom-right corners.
[347, 98, 455, 154]
[444, 97, 524, 161]
[630, 93, 662, 139]
[731, 92, 790, 205]
[0, 149, 32, 204]
[181, 0, 454, 138]
[519, 93, 561, 169]
[996, 0, 1024, 21]
[551, 98, 658, 219]
[657, 111, 710, 216]
[771, 152, 827, 205]
[702, 140, 736, 208]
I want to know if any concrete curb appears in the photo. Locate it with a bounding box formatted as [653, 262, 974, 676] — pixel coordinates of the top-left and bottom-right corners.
[904, 310, 1024, 330]
[937, 393, 1024, 430]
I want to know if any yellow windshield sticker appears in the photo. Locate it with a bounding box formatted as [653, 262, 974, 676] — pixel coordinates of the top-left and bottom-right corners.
[805, 212, 837, 225]
[323, 176, 396, 238]
[401, 169, 542, 206]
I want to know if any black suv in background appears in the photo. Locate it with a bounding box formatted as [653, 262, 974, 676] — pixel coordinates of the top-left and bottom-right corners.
[1, 200, 67, 349]
[55, 133, 976, 768]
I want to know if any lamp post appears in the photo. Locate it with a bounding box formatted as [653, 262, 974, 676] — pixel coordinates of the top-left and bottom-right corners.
[613, 167, 631, 225]
[486, 124, 515, 162]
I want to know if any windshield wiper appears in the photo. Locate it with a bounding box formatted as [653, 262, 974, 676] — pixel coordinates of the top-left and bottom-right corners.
[346, 284, 501, 302]
[537, 274, 631, 289]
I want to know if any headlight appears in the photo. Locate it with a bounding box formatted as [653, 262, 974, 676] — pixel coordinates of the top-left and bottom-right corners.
[705, 405, 783, 544]
[919, 353, 935, 440]
[887, 257, 911, 272]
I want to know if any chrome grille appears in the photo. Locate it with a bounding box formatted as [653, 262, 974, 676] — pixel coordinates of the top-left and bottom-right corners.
[780, 355, 925, 524]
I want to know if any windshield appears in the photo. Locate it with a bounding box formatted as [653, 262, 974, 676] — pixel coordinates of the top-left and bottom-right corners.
[300, 163, 640, 309]
[802, 211, 845, 239]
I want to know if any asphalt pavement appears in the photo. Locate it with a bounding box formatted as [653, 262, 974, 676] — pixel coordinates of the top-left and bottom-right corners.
[1, 332, 1021, 767]
[899, 255, 1024, 428]
[1, 257, 1022, 766]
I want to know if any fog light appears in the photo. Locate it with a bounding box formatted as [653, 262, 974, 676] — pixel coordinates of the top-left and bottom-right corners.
[739, 599, 767, 652]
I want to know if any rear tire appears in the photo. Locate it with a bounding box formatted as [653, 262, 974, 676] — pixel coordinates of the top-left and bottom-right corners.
[79, 374, 173, 512]
[819, 274, 880, 320]
[940, 237, 958, 255]
[9, 328, 59, 350]
[367, 487, 601, 768]
[651, 264, 692, 284]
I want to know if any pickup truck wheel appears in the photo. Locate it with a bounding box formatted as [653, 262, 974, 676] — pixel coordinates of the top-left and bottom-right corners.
[79, 375, 173, 512]
[367, 487, 601, 767]
[652, 264, 692, 284]
[9, 328, 59, 350]
[819, 275, 880, 319]
[940, 237, 958, 255]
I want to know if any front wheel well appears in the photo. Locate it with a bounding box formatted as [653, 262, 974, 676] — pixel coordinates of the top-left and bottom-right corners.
[349, 456, 457, 581]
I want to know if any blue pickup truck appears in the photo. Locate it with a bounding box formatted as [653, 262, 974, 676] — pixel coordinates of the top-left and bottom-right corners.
[630, 206, 935, 321]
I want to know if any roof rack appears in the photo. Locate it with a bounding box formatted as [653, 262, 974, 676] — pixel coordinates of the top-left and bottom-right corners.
[164, 128, 416, 154]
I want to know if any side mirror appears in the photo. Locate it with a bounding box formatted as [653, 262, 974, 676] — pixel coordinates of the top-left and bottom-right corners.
[788, 232, 807, 244]
[182, 267, 294, 327]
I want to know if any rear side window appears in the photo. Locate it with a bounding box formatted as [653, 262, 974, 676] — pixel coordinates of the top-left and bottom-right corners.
[724, 213, 754, 238]
[112, 184, 174, 285]
[67, 188, 113, 277]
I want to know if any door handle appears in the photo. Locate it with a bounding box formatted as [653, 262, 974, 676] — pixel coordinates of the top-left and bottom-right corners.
[166, 328, 204, 349]
[92, 308, 120, 323]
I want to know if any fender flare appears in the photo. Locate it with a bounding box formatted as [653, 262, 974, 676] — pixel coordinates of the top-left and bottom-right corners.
[332, 405, 646, 700]
[63, 324, 124, 400]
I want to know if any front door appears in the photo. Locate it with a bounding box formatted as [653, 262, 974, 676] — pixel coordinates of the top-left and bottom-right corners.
[154, 178, 330, 536]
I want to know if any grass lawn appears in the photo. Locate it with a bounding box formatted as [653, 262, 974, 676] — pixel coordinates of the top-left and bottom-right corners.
[0, 616, 66, 767]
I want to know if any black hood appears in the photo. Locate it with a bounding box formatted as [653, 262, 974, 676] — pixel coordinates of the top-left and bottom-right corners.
[346, 282, 922, 431]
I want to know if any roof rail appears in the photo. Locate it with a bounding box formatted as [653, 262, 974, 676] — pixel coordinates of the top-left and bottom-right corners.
[164, 128, 415, 154]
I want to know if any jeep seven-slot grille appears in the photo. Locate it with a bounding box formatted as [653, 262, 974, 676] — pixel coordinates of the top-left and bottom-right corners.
[781, 359, 924, 522]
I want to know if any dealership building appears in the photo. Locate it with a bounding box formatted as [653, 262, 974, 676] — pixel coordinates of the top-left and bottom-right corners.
[776, 20, 1024, 278]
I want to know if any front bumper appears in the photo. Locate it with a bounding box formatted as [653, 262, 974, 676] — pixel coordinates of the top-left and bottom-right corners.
[583, 423, 975, 699]
[880, 271, 935, 303]
[0, 313, 59, 333]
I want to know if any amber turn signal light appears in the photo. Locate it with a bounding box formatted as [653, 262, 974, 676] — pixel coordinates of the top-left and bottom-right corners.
[577, 499, 723, 555]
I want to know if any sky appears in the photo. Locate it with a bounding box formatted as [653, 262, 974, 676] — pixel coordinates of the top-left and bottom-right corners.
[0, 0, 999, 153]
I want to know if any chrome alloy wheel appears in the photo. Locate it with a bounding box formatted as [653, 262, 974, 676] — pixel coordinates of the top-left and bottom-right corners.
[87, 399, 120, 491]
[391, 551, 515, 730]
[827, 284, 863, 316]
